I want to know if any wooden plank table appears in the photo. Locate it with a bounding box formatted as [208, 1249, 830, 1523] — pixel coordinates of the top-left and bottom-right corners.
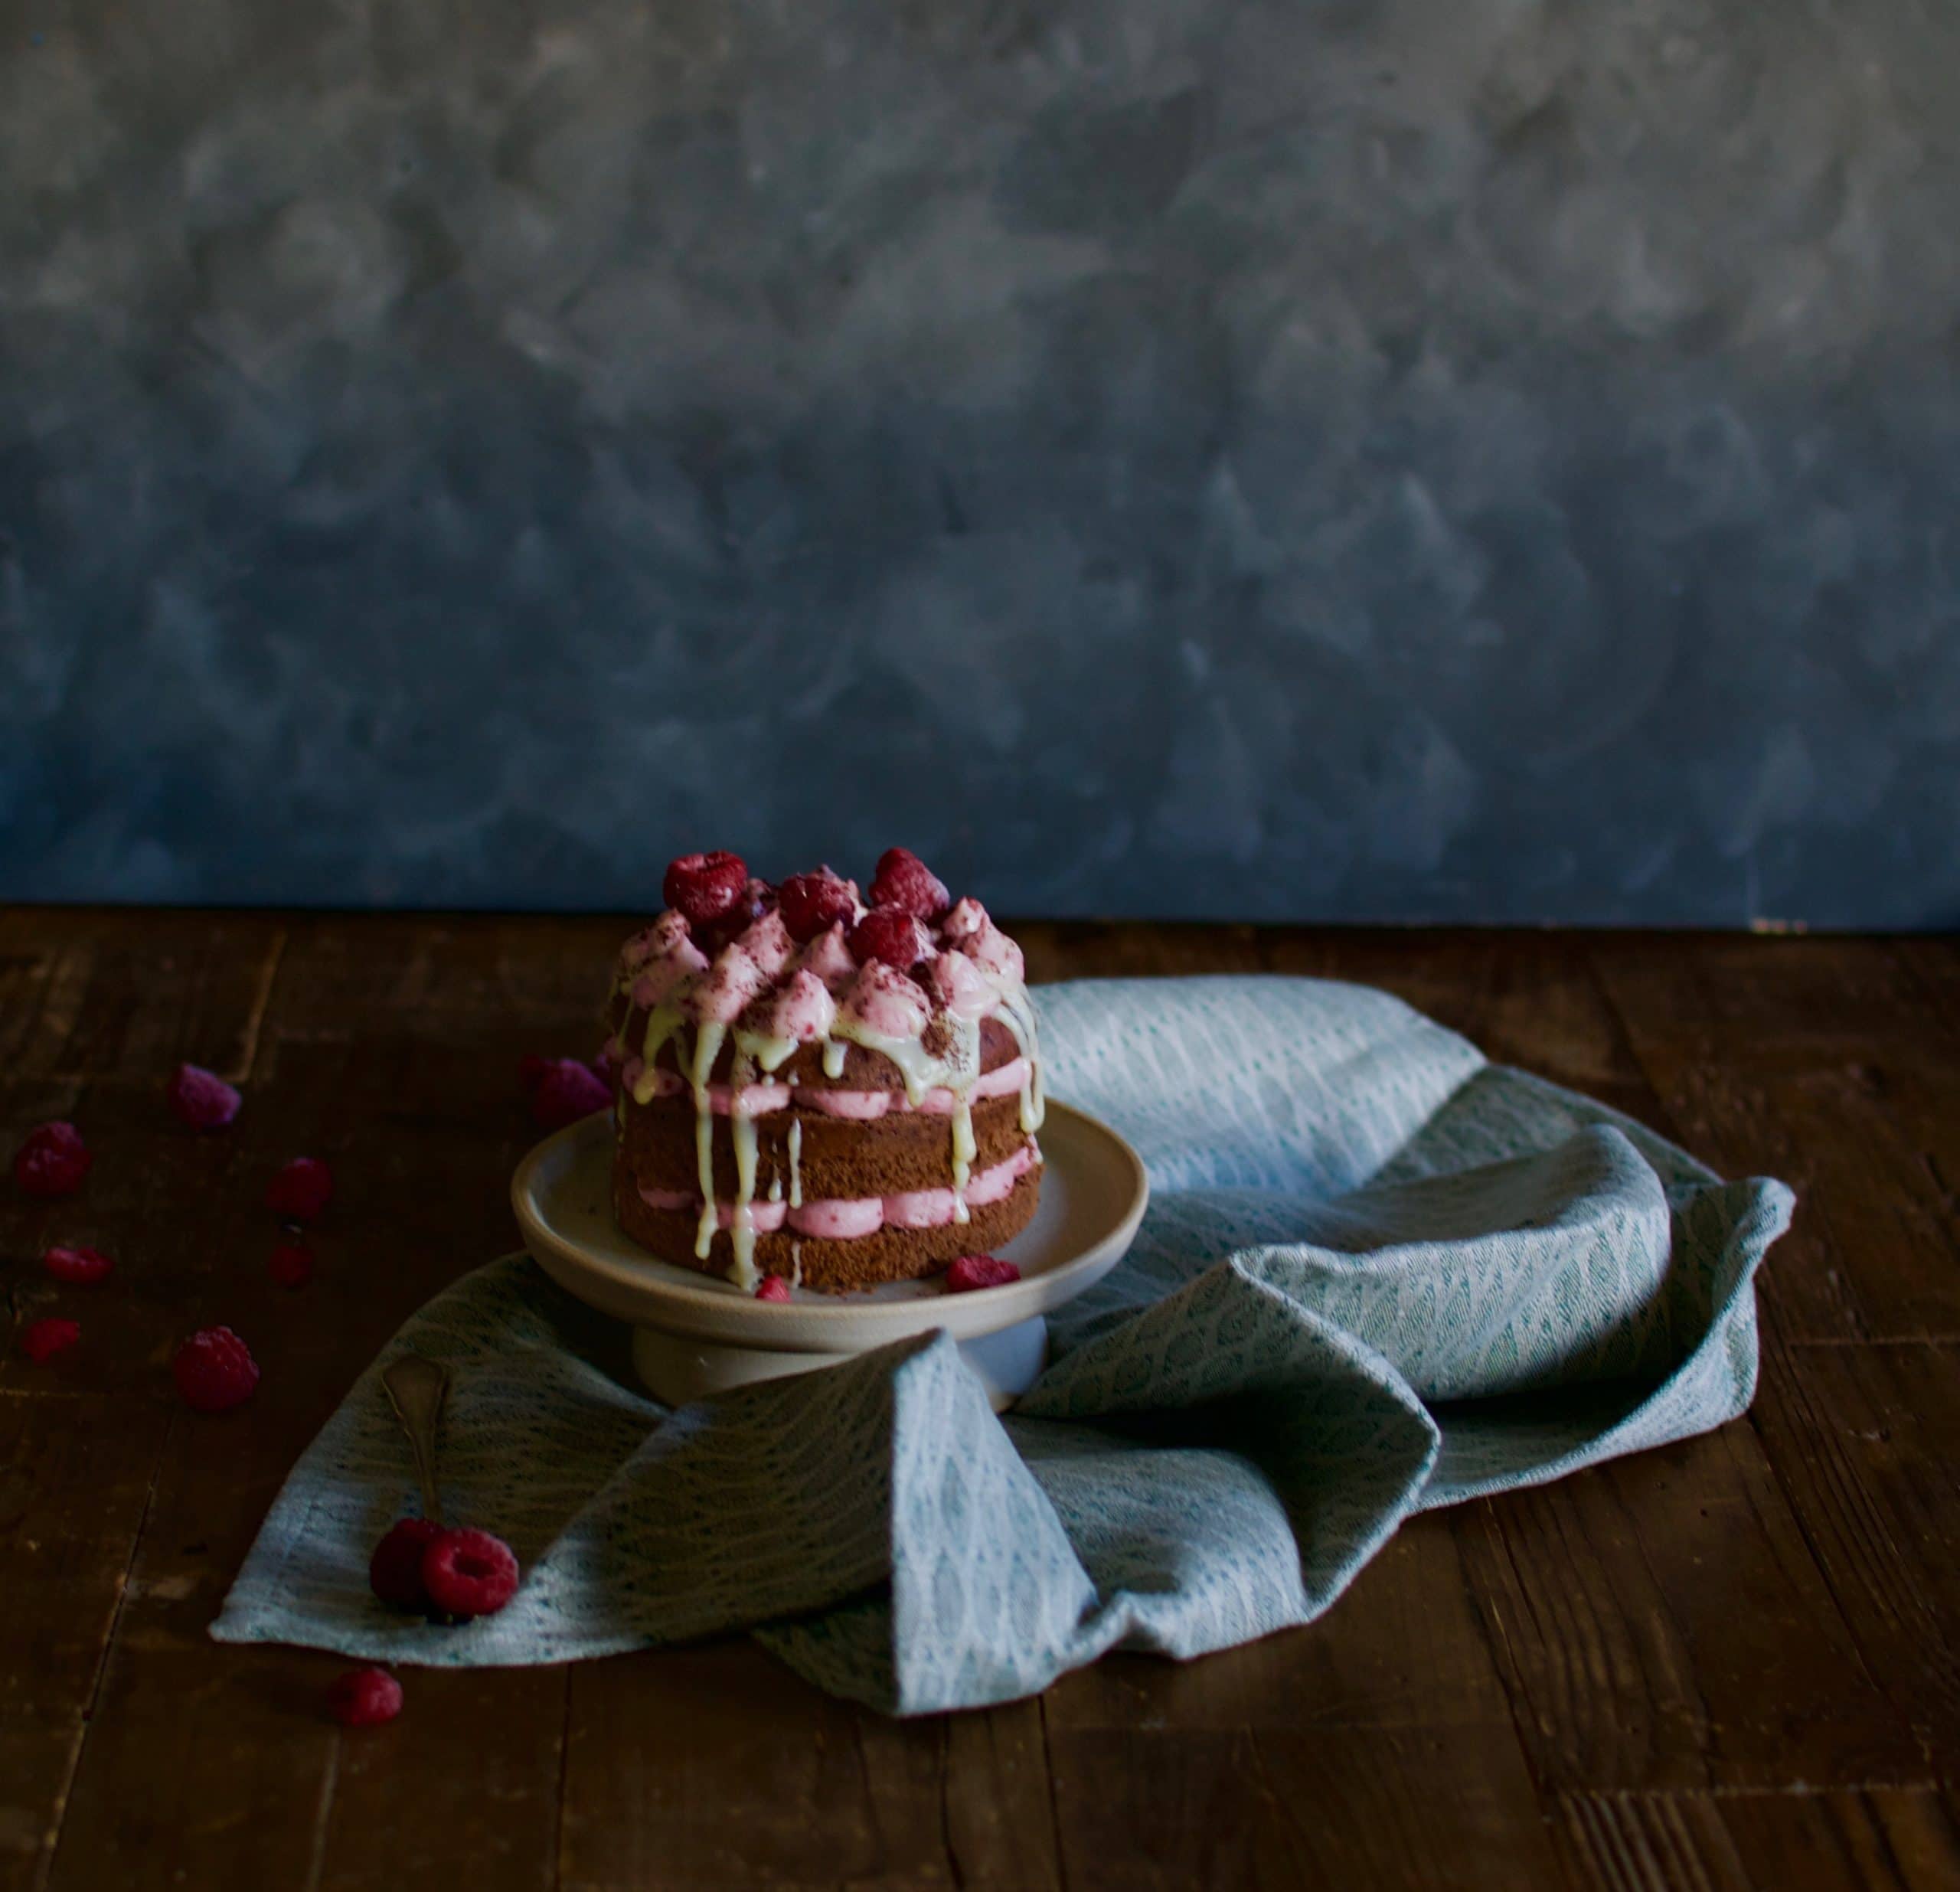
[3, 910, 1958, 1890]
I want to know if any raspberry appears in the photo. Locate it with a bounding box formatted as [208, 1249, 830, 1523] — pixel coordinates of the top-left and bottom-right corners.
[369, 1516, 444, 1610]
[166, 1063, 242, 1131]
[172, 1325, 260, 1412]
[15, 1122, 92, 1198]
[945, 1254, 1021, 1292]
[850, 908, 931, 970]
[43, 1244, 114, 1286]
[327, 1667, 403, 1727]
[269, 1240, 314, 1289]
[266, 1157, 333, 1222]
[420, 1527, 520, 1619]
[528, 1057, 610, 1131]
[779, 868, 858, 943]
[662, 851, 748, 927]
[21, 1316, 80, 1362]
[869, 847, 950, 919]
[754, 1275, 792, 1302]
[697, 877, 777, 956]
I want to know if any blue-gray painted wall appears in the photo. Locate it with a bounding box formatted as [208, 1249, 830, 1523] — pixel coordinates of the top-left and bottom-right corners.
[4, 0, 1957, 924]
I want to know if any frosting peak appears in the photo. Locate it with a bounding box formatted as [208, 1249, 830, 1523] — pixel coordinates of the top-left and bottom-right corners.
[841, 961, 931, 1041]
[926, 949, 994, 1020]
[796, 920, 859, 992]
[736, 908, 793, 980]
[743, 967, 836, 1044]
[959, 916, 1025, 986]
[941, 897, 988, 944]
[685, 943, 770, 1024]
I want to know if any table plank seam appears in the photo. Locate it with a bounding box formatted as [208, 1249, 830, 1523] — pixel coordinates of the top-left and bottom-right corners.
[1036, 1692, 1072, 1892]
[1457, 1495, 1586, 1789]
[1742, 1407, 1939, 1780]
[34, 1401, 181, 1892]
[933, 1720, 966, 1892]
[1778, 1337, 1960, 1350]
[548, 1665, 573, 1892]
[300, 1732, 342, 1892]
[1563, 1782, 1952, 1802]
[230, 925, 290, 1083]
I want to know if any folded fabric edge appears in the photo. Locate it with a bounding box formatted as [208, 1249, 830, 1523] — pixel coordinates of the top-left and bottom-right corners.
[1416, 1173, 1796, 1510]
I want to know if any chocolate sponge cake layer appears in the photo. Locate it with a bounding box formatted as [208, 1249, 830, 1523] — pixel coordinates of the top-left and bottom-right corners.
[620, 1090, 1031, 1201]
[613, 1165, 1042, 1294]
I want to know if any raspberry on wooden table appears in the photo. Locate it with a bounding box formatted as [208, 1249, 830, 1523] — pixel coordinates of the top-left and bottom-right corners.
[172, 1326, 260, 1412]
[662, 851, 748, 927]
[265, 1157, 333, 1222]
[269, 1241, 314, 1289]
[945, 1254, 1022, 1292]
[21, 1317, 80, 1362]
[369, 1517, 445, 1611]
[850, 908, 931, 970]
[528, 1057, 610, 1130]
[15, 1122, 92, 1198]
[868, 847, 950, 919]
[420, 1527, 521, 1619]
[754, 1275, 792, 1302]
[43, 1244, 114, 1285]
[165, 1063, 242, 1131]
[778, 867, 858, 943]
[326, 1668, 403, 1727]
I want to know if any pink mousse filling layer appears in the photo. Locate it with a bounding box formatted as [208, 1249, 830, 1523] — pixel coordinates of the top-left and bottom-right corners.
[622, 1055, 1030, 1119]
[637, 1141, 1038, 1240]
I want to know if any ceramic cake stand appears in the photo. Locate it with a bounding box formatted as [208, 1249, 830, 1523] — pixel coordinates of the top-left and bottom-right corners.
[511, 1100, 1149, 1412]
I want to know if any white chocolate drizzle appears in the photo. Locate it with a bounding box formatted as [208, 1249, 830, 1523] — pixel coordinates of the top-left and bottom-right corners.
[688, 1021, 727, 1262]
[950, 1093, 975, 1223]
[988, 988, 1047, 1133]
[725, 1041, 763, 1291]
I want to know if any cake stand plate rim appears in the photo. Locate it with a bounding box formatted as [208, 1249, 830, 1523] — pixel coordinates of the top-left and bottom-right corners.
[511, 1097, 1149, 1354]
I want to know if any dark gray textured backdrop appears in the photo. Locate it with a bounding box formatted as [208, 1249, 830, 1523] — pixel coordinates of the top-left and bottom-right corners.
[4, 0, 1957, 924]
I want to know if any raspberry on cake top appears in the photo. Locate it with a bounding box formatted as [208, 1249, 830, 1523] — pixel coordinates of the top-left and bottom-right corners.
[603, 848, 1044, 1294]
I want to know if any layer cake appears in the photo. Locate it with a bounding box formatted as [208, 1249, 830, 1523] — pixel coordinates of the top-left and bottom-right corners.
[603, 849, 1044, 1294]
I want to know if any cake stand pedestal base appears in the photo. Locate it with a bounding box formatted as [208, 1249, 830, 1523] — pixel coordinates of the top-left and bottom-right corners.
[630, 1312, 1049, 1413]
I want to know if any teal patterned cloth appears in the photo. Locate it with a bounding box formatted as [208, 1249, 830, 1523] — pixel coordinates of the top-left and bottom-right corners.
[213, 977, 1792, 1714]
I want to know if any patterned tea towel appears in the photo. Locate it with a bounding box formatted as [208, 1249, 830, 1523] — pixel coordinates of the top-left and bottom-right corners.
[213, 976, 1792, 1714]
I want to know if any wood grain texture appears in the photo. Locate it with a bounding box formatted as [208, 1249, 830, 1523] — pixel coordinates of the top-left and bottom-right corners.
[2, 910, 1952, 1890]
[1592, 934, 1960, 1341]
[560, 1642, 1063, 1892]
[1455, 1414, 1925, 1792]
[1557, 1787, 1960, 1892]
[1750, 1334, 1960, 1771]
